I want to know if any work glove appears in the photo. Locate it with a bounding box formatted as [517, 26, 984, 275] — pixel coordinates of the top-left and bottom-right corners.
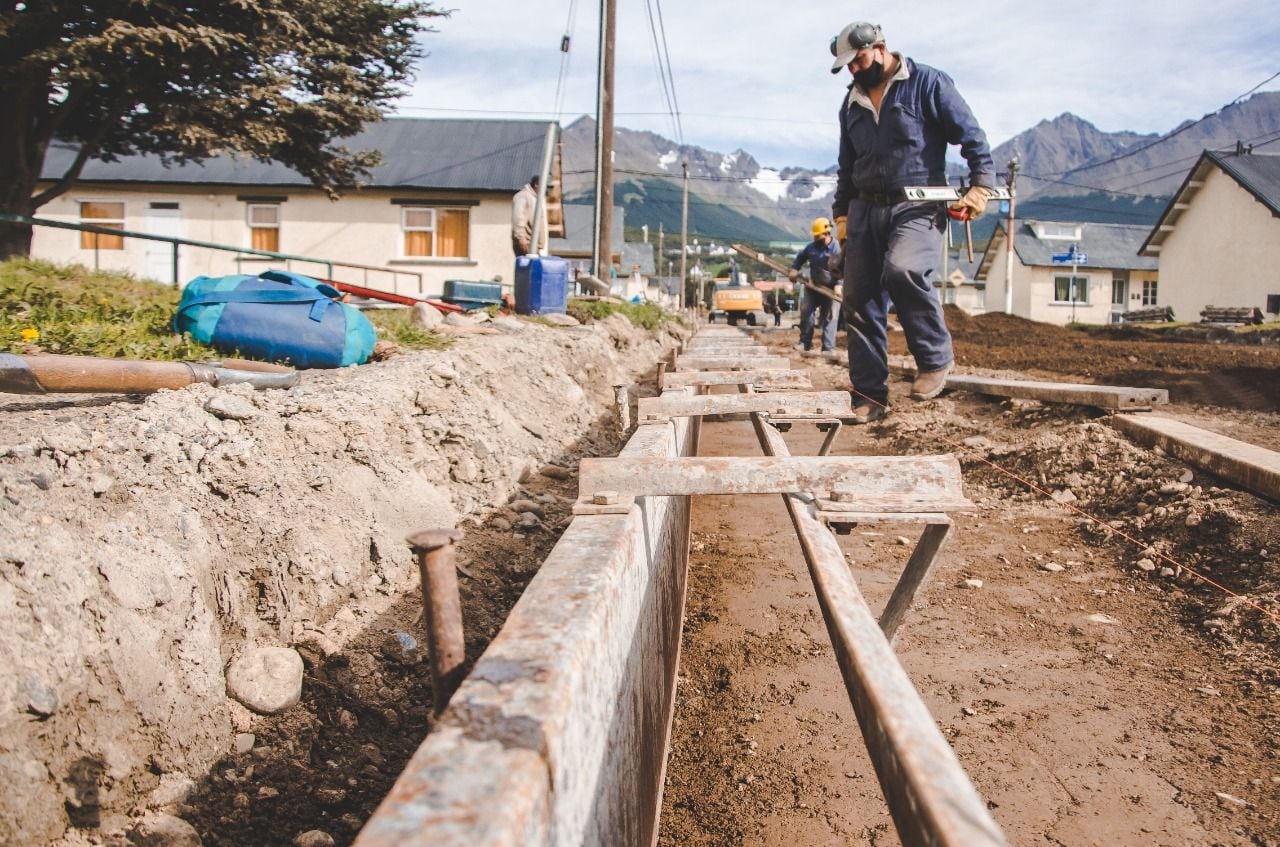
[787, 269, 798, 283]
[835, 216, 847, 242]
[949, 186, 991, 220]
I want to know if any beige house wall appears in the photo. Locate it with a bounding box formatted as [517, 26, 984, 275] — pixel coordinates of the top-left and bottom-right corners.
[1155, 166, 1280, 322]
[979, 235, 1158, 326]
[31, 185, 520, 298]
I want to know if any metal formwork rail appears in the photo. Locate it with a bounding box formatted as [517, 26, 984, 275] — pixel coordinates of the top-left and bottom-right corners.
[747, 413, 1009, 847]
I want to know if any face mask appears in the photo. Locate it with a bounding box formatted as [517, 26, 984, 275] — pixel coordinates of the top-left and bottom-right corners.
[854, 60, 885, 89]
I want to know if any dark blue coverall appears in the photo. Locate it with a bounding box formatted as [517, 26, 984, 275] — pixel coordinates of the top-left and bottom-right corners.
[791, 237, 840, 352]
[833, 56, 994, 404]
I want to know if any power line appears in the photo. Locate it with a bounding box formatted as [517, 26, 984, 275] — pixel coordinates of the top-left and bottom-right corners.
[652, 0, 683, 145]
[640, 0, 679, 142]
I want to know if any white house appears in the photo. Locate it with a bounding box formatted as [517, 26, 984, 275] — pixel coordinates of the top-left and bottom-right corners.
[31, 118, 564, 298]
[1139, 149, 1280, 321]
[976, 220, 1158, 325]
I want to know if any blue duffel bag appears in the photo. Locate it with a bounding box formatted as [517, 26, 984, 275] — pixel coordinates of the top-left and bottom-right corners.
[173, 270, 376, 368]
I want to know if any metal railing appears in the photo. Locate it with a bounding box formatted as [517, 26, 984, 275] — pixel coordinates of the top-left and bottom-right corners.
[0, 213, 422, 294]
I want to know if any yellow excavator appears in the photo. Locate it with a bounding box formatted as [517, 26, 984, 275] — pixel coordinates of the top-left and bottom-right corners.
[708, 259, 764, 326]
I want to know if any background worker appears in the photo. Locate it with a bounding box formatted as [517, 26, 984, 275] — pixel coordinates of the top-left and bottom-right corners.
[788, 216, 841, 352]
[828, 21, 994, 422]
[511, 174, 545, 257]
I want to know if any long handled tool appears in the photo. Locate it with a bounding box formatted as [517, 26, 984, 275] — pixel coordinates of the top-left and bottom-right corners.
[0, 354, 299, 394]
[730, 242, 843, 304]
[901, 185, 1015, 264]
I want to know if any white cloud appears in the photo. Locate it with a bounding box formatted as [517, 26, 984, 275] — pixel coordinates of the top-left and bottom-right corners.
[400, 1, 1280, 171]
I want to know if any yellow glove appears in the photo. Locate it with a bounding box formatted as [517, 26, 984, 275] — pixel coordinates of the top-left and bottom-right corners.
[835, 216, 847, 242]
[949, 186, 991, 220]
[787, 269, 798, 283]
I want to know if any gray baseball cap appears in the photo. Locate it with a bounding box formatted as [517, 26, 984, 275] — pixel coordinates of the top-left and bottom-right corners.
[830, 21, 884, 73]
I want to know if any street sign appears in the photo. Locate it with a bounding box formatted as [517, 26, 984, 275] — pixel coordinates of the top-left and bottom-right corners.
[1051, 249, 1087, 264]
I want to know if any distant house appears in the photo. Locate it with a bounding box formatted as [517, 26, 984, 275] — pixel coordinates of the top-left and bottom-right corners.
[1139, 149, 1280, 321]
[31, 118, 564, 297]
[976, 220, 1158, 325]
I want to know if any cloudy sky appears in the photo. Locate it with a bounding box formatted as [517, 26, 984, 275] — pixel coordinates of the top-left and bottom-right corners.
[396, 0, 1280, 171]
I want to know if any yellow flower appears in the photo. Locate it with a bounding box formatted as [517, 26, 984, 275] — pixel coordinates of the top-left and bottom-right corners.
[20, 327, 39, 341]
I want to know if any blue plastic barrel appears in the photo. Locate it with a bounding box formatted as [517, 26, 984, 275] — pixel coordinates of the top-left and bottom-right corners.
[515, 256, 569, 315]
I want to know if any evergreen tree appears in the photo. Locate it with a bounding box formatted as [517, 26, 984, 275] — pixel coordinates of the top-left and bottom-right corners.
[0, 0, 442, 257]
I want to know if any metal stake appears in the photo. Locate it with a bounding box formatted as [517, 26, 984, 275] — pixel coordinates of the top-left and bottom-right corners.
[406, 529, 466, 717]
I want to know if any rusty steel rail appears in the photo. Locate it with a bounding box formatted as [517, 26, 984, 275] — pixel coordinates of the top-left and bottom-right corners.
[748, 412, 1009, 847]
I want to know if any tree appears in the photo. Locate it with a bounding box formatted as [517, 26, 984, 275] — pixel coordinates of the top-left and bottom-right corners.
[0, 0, 442, 258]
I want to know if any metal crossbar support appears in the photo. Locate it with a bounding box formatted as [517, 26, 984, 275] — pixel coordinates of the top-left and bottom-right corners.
[573, 455, 972, 515]
[683, 346, 773, 357]
[676, 355, 790, 371]
[746, 413, 1008, 847]
[637, 391, 851, 424]
[662, 369, 813, 390]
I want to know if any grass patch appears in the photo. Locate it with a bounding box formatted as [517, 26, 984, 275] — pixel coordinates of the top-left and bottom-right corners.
[567, 297, 681, 331]
[0, 257, 452, 359]
[364, 308, 453, 350]
[0, 258, 213, 359]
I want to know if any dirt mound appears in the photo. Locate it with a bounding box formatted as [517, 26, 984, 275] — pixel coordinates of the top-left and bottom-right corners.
[0, 313, 684, 846]
[936, 307, 1280, 411]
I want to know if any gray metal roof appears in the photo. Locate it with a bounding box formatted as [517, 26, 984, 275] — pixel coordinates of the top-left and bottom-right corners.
[41, 118, 556, 192]
[1008, 221, 1156, 271]
[549, 203, 624, 254]
[1209, 150, 1280, 217]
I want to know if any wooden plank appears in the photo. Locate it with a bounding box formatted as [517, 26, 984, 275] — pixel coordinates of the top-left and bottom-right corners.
[638, 390, 850, 423]
[676, 355, 790, 371]
[887, 362, 1168, 410]
[731, 242, 844, 304]
[661, 369, 813, 390]
[1112, 415, 1280, 502]
[683, 346, 771, 357]
[578, 455, 968, 507]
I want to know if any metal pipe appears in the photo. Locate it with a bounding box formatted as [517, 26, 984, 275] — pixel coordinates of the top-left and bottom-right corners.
[406, 529, 467, 717]
[748, 413, 1009, 847]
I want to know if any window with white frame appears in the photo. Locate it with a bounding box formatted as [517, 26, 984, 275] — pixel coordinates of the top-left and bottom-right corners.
[79, 201, 125, 250]
[247, 204, 280, 252]
[1142, 280, 1158, 306]
[1053, 275, 1089, 304]
[401, 206, 470, 258]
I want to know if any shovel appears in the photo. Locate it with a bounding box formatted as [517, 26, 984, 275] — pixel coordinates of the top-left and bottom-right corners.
[0, 353, 299, 395]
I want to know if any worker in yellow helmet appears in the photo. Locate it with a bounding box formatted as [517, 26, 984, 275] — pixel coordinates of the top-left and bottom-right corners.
[787, 216, 841, 352]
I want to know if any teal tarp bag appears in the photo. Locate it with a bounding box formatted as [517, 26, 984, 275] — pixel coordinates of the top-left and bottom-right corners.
[173, 270, 376, 368]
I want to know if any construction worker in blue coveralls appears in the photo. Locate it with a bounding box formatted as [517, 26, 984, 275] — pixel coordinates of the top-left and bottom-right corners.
[829, 21, 994, 423]
[788, 216, 841, 352]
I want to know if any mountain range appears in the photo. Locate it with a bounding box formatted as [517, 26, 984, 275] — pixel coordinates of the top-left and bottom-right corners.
[559, 91, 1280, 244]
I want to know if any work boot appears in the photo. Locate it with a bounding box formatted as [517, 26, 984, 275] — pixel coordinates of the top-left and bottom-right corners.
[910, 362, 953, 401]
[850, 401, 890, 424]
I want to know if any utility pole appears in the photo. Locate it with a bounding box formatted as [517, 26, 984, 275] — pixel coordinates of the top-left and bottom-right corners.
[590, 0, 616, 284]
[658, 221, 664, 289]
[680, 160, 689, 311]
[1003, 158, 1018, 315]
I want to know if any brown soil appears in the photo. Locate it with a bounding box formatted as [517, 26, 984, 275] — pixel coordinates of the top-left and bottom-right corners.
[659, 318, 1280, 846]
[939, 307, 1280, 413]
